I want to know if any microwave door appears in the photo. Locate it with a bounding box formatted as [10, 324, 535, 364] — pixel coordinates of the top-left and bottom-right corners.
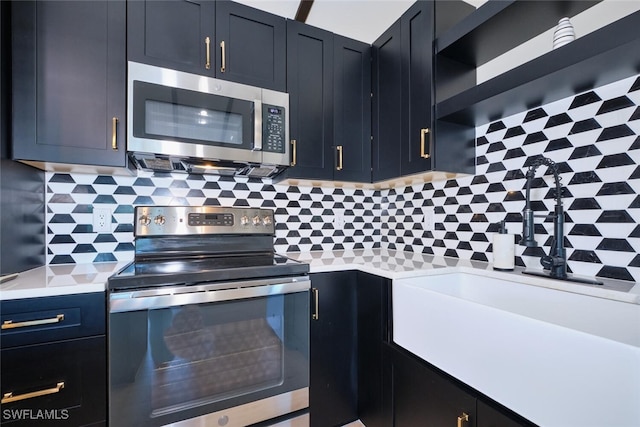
[128, 70, 262, 165]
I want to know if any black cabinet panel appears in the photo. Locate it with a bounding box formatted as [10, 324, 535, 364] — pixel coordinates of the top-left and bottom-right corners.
[401, 1, 434, 175]
[309, 271, 357, 427]
[1, 293, 105, 348]
[286, 21, 334, 181]
[477, 399, 537, 427]
[333, 36, 372, 183]
[372, 21, 402, 182]
[127, 0, 215, 75]
[215, 1, 286, 91]
[12, 0, 126, 167]
[0, 336, 106, 427]
[392, 345, 476, 427]
[356, 273, 391, 427]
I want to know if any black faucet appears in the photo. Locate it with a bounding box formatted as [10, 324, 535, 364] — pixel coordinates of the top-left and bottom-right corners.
[520, 156, 603, 285]
[521, 156, 567, 279]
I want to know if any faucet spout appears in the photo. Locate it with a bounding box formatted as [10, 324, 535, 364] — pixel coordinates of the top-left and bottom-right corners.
[521, 157, 567, 279]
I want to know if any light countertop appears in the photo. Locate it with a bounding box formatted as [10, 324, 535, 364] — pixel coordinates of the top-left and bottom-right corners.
[0, 262, 128, 300]
[2, 249, 639, 305]
[286, 249, 640, 305]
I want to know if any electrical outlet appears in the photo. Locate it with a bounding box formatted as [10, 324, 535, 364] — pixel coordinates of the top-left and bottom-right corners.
[93, 208, 111, 232]
[333, 209, 345, 230]
[422, 206, 434, 231]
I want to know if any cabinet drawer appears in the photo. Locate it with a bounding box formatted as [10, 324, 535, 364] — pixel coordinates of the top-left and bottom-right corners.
[0, 336, 106, 426]
[1, 293, 105, 348]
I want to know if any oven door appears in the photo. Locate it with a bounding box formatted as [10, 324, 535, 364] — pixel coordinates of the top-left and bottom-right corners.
[127, 61, 263, 165]
[108, 276, 310, 427]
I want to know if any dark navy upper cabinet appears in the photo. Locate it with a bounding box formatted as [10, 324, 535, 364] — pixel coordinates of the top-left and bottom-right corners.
[372, 0, 475, 182]
[401, 2, 434, 176]
[11, 0, 126, 168]
[285, 20, 335, 181]
[372, 2, 432, 182]
[333, 35, 372, 183]
[372, 21, 402, 182]
[128, 0, 286, 91]
[127, 0, 215, 76]
[285, 23, 372, 183]
[215, 1, 286, 91]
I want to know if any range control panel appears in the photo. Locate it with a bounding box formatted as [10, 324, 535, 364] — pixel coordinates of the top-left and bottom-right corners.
[134, 206, 275, 237]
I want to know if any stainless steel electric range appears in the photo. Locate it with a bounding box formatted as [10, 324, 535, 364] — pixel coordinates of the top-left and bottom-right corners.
[108, 206, 310, 427]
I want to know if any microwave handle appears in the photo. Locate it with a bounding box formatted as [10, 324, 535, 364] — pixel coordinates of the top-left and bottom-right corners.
[254, 100, 262, 151]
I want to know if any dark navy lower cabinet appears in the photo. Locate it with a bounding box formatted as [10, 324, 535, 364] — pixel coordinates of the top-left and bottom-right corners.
[309, 271, 358, 427]
[390, 344, 537, 427]
[0, 293, 107, 427]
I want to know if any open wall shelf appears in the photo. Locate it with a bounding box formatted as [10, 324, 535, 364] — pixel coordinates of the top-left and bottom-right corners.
[436, 9, 640, 126]
[436, 0, 600, 67]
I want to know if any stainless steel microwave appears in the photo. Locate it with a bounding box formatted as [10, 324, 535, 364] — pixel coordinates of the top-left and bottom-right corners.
[127, 62, 290, 178]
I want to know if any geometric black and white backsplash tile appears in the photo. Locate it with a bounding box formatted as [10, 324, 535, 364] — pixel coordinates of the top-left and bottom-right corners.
[46, 174, 382, 265]
[46, 73, 640, 282]
[381, 73, 640, 282]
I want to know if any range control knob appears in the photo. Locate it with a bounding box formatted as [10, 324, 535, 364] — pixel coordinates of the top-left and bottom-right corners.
[252, 215, 261, 226]
[139, 215, 151, 226]
[241, 215, 250, 226]
[263, 216, 272, 226]
[154, 215, 166, 225]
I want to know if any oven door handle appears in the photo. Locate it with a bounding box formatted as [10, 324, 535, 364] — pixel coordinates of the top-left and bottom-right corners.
[109, 276, 310, 313]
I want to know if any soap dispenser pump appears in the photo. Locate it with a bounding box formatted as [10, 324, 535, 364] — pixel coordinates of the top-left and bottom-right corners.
[493, 220, 514, 271]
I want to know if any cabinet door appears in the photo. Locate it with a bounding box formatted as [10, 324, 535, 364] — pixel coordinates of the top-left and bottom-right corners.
[0, 292, 105, 348]
[401, 1, 434, 175]
[0, 336, 106, 427]
[392, 345, 476, 427]
[127, 0, 215, 76]
[357, 273, 392, 427]
[372, 21, 402, 182]
[392, 345, 433, 426]
[309, 271, 357, 427]
[477, 399, 534, 427]
[286, 20, 334, 181]
[216, 1, 286, 91]
[333, 36, 372, 183]
[12, 0, 126, 167]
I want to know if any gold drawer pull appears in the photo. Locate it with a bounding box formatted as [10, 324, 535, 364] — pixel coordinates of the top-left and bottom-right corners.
[457, 412, 469, 427]
[2, 314, 64, 330]
[112, 117, 118, 150]
[220, 40, 226, 73]
[205, 36, 211, 70]
[2, 382, 65, 404]
[420, 128, 431, 159]
[336, 145, 343, 171]
[290, 139, 297, 166]
[312, 288, 319, 320]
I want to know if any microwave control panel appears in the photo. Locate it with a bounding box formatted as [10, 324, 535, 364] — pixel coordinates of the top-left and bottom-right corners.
[263, 104, 286, 153]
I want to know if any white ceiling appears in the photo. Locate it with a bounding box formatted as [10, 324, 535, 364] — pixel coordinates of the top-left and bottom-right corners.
[235, 0, 482, 44]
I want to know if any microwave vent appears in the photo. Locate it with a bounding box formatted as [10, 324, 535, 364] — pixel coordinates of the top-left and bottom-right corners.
[140, 157, 173, 171]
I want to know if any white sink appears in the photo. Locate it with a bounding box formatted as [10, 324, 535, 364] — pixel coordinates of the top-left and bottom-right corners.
[393, 272, 640, 427]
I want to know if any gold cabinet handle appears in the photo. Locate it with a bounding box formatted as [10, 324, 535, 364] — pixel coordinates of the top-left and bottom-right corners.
[205, 37, 211, 70]
[312, 288, 319, 320]
[290, 139, 297, 166]
[457, 412, 469, 427]
[420, 128, 431, 159]
[336, 145, 343, 171]
[220, 40, 226, 73]
[2, 382, 65, 404]
[112, 117, 118, 150]
[2, 314, 64, 330]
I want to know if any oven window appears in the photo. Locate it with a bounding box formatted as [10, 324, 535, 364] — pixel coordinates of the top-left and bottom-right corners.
[145, 100, 243, 145]
[109, 291, 309, 426]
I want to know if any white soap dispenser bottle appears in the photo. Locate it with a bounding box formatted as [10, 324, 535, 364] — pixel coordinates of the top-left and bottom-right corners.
[493, 220, 514, 271]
